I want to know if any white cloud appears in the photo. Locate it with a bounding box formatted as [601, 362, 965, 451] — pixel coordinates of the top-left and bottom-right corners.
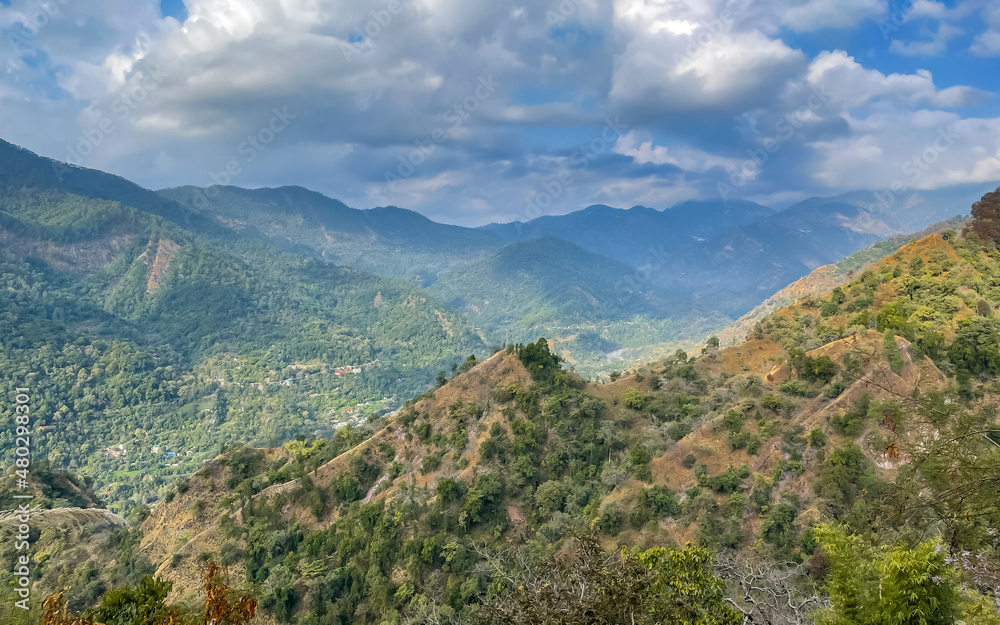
[0, 0, 997, 224]
[810, 113, 1000, 190]
[609, 0, 805, 118]
[972, 5, 1000, 56]
[906, 0, 949, 20]
[613, 131, 739, 172]
[806, 51, 987, 110]
[890, 22, 962, 57]
[779, 0, 884, 32]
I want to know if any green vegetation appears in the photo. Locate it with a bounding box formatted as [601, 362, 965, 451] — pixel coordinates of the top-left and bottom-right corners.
[476, 532, 740, 625]
[0, 184, 483, 516]
[5, 152, 1000, 625]
[429, 236, 730, 376]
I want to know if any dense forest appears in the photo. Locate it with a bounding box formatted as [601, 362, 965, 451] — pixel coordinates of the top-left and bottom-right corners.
[0, 181, 485, 516]
[6, 186, 1000, 624]
[2, 133, 999, 624]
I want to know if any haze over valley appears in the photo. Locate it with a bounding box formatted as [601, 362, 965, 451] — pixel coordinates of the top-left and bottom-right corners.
[3, 1, 1000, 624]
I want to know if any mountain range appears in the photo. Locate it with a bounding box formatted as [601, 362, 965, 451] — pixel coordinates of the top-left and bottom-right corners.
[7, 218, 1000, 625]
[0, 135, 989, 513]
[158, 157, 983, 371]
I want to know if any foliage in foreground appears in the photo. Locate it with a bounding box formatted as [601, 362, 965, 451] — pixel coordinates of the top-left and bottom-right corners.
[473, 532, 740, 625]
[815, 524, 1000, 625]
[41, 562, 256, 625]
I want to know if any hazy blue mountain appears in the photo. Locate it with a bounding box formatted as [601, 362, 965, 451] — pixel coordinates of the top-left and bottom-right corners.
[653, 198, 898, 315]
[0, 138, 487, 512]
[5, 136, 985, 377]
[160, 185, 503, 286]
[427, 235, 729, 371]
[810, 185, 983, 232]
[480, 200, 775, 266]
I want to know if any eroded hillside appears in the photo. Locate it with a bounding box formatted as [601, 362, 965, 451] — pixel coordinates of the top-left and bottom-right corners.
[10, 225, 1000, 624]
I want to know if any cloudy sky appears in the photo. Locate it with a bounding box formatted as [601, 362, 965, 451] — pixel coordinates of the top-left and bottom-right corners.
[0, 0, 998, 225]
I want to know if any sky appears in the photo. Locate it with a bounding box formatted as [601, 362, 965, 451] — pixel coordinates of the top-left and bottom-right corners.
[0, 0, 998, 226]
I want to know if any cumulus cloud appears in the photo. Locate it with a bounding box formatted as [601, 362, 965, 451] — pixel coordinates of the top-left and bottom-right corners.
[613, 130, 739, 172]
[0, 0, 996, 224]
[779, 0, 884, 32]
[805, 51, 987, 110]
[972, 5, 1000, 56]
[890, 22, 962, 56]
[609, 0, 805, 121]
[810, 112, 1000, 190]
[907, 0, 950, 20]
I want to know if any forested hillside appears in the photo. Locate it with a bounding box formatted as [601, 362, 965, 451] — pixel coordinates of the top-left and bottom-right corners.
[718, 216, 969, 346]
[0, 150, 485, 517]
[160, 173, 981, 374]
[14, 189, 1000, 625]
[159, 185, 503, 286]
[427, 236, 730, 372]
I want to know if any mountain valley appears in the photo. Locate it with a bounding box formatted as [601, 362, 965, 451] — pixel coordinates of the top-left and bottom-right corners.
[1, 137, 1000, 625]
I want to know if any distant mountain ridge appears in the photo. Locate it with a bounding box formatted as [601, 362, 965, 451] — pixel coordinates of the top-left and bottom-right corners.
[160, 184, 503, 286]
[0, 137, 487, 518]
[1, 136, 986, 374]
[479, 200, 776, 267]
[652, 199, 900, 315]
[153, 149, 983, 371]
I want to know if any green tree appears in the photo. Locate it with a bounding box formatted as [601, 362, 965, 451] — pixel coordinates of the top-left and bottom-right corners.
[948, 318, 1000, 374]
[815, 525, 961, 625]
[476, 532, 740, 625]
[969, 186, 1000, 243]
[85, 576, 179, 625]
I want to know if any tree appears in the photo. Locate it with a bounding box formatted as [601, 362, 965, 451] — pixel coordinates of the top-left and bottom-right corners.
[969, 186, 1000, 243]
[460, 473, 503, 527]
[85, 576, 178, 625]
[947, 318, 1000, 374]
[475, 532, 740, 625]
[713, 553, 824, 625]
[43, 590, 92, 625]
[517, 338, 561, 383]
[202, 561, 258, 624]
[42, 562, 257, 625]
[814, 525, 962, 625]
[890, 390, 1000, 555]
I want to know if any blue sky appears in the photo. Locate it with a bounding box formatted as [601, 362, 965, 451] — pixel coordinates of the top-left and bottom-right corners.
[159, 0, 188, 22]
[0, 0, 998, 225]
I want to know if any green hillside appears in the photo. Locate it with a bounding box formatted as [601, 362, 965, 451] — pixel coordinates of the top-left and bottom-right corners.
[0, 174, 484, 518]
[12, 189, 1000, 625]
[428, 236, 730, 375]
[159, 185, 502, 286]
